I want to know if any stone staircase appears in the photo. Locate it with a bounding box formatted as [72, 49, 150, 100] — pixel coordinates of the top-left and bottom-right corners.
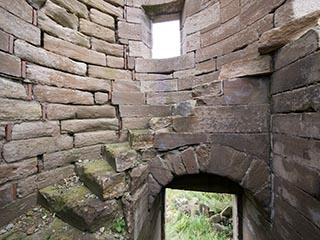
[38, 136, 149, 235]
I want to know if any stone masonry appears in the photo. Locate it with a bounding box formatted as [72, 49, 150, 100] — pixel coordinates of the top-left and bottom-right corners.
[0, 0, 320, 239]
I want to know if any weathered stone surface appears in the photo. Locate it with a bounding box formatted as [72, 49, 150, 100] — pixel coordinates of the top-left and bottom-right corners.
[76, 159, 126, 200]
[207, 144, 253, 182]
[0, 98, 41, 121]
[112, 92, 145, 105]
[74, 131, 119, 147]
[192, 81, 222, 98]
[0, 76, 28, 100]
[141, 80, 177, 92]
[172, 100, 196, 117]
[182, 31, 200, 54]
[120, 105, 172, 117]
[12, 121, 60, 140]
[129, 41, 151, 58]
[18, 165, 75, 198]
[102, 142, 138, 172]
[118, 21, 149, 43]
[273, 133, 320, 171]
[166, 152, 187, 176]
[38, 11, 90, 48]
[272, 84, 320, 113]
[27, 65, 111, 92]
[219, 56, 272, 79]
[0, 51, 21, 77]
[26, 0, 47, 9]
[271, 51, 320, 94]
[175, 105, 269, 133]
[274, 176, 320, 228]
[0, 0, 33, 23]
[88, 65, 132, 81]
[149, 156, 173, 186]
[3, 135, 73, 162]
[44, 34, 106, 66]
[0, 158, 37, 185]
[113, 80, 140, 92]
[200, 77, 269, 106]
[43, 145, 102, 170]
[177, 72, 220, 91]
[209, 133, 270, 161]
[61, 119, 119, 133]
[47, 104, 116, 120]
[241, 159, 270, 193]
[154, 132, 208, 151]
[90, 8, 115, 29]
[39, 184, 121, 232]
[201, 16, 240, 47]
[221, 0, 239, 23]
[148, 174, 162, 197]
[147, 91, 192, 105]
[180, 148, 199, 174]
[0, 193, 37, 227]
[78, 0, 123, 17]
[275, 0, 320, 27]
[0, 183, 15, 207]
[129, 129, 154, 149]
[197, 14, 273, 62]
[80, 19, 115, 42]
[51, 0, 89, 18]
[272, 113, 320, 140]
[195, 144, 210, 173]
[0, 29, 9, 52]
[0, 7, 40, 46]
[91, 38, 123, 57]
[274, 27, 320, 70]
[94, 92, 109, 105]
[259, 10, 320, 54]
[122, 117, 150, 129]
[130, 164, 149, 192]
[184, 2, 220, 34]
[33, 85, 94, 105]
[42, 0, 78, 29]
[15, 40, 86, 76]
[273, 152, 319, 198]
[136, 53, 195, 73]
[135, 73, 173, 81]
[107, 56, 124, 69]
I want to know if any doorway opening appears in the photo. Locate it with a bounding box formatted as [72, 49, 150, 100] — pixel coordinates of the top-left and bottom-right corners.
[152, 20, 181, 59]
[165, 189, 234, 240]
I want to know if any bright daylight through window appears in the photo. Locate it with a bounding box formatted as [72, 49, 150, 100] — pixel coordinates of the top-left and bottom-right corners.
[152, 20, 181, 59]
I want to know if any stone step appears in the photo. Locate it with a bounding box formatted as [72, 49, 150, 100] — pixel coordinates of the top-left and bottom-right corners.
[102, 142, 138, 172]
[75, 159, 127, 201]
[129, 129, 154, 150]
[39, 183, 121, 233]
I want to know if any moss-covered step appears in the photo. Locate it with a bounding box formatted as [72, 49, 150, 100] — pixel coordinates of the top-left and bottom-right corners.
[75, 160, 127, 201]
[39, 183, 121, 233]
[102, 142, 138, 172]
[129, 129, 154, 150]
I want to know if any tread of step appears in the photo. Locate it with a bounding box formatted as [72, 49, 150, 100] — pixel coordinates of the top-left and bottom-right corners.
[102, 142, 138, 172]
[39, 183, 121, 232]
[76, 160, 127, 201]
[129, 129, 154, 150]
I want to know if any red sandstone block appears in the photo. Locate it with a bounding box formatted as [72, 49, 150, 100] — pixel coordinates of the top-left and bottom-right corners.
[5, 123, 13, 141]
[0, 30, 9, 52]
[0, 51, 21, 77]
[33, 9, 38, 26]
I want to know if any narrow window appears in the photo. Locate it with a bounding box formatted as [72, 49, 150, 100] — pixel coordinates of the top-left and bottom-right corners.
[152, 20, 181, 59]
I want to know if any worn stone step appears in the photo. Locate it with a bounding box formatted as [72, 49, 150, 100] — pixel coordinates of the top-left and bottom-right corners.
[102, 142, 138, 172]
[129, 129, 154, 150]
[75, 159, 127, 201]
[39, 183, 121, 232]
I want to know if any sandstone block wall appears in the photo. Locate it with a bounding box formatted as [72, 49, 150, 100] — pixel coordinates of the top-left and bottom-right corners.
[0, 0, 319, 239]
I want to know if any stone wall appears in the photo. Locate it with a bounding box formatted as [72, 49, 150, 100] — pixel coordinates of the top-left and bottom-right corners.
[0, 0, 319, 239]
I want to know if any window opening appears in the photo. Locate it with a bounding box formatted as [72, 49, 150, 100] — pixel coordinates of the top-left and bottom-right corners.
[166, 189, 234, 240]
[152, 20, 181, 59]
